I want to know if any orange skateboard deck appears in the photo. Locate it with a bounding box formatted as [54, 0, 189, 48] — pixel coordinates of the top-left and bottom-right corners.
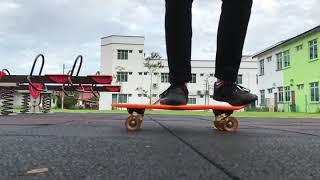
[111, 103, 245, 111]
[112, 103, 246, 132]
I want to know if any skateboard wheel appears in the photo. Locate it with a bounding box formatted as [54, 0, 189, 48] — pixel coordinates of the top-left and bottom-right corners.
[125, 115, 142, 131]
[223, 116, 239, 132]
[214, 120, 226, 131]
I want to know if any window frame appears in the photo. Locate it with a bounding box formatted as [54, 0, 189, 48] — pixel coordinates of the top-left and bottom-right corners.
[310, 82, 319, 102]
[188, 98, 197, 104]
[309, 39, 318, 60]
[267, 56, 272, 62]
[278, 87, 284, 103]
[284, 86, 291, 102]
[237, 74, 243, 84]
[296, 44, 303, 51]
[116, 72, 128, 82]
[161, 73, 170, 83]
[260, 90, 266, 106]
[276, 52, 283, 71]
[259, 59, 265, 76]
[190, 73, 197, 83]
[117, 50, 129, 60]
[283, 50, 291, 68]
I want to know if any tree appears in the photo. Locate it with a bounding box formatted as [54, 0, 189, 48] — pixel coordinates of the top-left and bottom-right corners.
[203, 74, 214, 105]
[144, 52, 164, 104]
[135, 87, 149, 99]
[57, 94, 78, 109]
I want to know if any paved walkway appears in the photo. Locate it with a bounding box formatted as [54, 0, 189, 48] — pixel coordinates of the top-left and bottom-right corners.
[0, 113, 319, 179]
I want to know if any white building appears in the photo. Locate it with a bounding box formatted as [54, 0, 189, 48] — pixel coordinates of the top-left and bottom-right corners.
[252, 43, 284, 109]
[99, 35, 258, 110]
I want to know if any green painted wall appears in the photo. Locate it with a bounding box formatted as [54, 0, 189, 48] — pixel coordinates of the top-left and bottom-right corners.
[282, 31, 320, 112]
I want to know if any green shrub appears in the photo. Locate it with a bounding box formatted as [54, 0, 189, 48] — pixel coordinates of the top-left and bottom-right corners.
[56, 95, 78, 109]
[245, 106, 269, 112]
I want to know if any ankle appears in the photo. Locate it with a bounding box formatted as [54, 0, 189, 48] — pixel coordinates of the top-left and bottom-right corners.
[171, 83, 187, 88]
[215, 79, 224, 86]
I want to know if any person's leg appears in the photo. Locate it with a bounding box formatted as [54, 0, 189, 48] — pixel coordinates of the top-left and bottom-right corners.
[166, 0, 193, 84]
[213, 0, 257, 106]
[215, 0, 252, 82]
[160, 0, 193, 105]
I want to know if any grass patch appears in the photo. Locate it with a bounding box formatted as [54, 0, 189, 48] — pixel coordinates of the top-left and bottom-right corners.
[50, 109, 320, 118]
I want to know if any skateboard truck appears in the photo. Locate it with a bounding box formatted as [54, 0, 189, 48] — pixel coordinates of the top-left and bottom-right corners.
[212, 110, 239, 132]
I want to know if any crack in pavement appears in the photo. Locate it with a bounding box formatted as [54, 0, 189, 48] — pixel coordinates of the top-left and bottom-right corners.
[148, 115, 240, 180]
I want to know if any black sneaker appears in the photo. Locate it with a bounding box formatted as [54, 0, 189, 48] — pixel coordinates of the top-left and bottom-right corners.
[159, 84, 189, 105]
[213, 81, 258, 106]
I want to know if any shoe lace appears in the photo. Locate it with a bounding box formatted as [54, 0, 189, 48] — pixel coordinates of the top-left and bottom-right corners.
[159, 85, 174, 98]
[152, 85, 174, 104]
[234, 84, 251, 93]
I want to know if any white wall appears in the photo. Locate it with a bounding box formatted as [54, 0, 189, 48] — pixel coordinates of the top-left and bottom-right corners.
[99, 36, 259, 110]
[255, 48, 284, 108]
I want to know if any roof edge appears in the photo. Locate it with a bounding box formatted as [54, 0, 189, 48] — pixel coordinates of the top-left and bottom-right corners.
[101, 35, 145, 39]
[253, 25, 320, 58]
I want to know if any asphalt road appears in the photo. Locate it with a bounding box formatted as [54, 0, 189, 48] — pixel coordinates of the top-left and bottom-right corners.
[0, 113, 320, 180]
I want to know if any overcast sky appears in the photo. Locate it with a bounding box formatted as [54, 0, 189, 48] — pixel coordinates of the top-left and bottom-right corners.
[0, 0, 319, 75]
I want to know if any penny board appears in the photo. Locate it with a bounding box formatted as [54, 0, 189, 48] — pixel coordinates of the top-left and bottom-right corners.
[111, 103, 245, 111]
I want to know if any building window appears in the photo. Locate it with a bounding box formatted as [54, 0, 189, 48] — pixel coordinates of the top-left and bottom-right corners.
[161, 73, 169, 83]
[117, 72, 128, 82]
[117, 50, 129, 60]
[113, 94, 128, 103]
[309, 39, 318, 60]
[200, 73, 204, 77]
[144, 72, 148, 75]
[190, 74, 197, 83]
[283, 50, 290, 68]
[297, 84, 304, 90]
[209, 74, 214, 77]
[154, 72, 159, 76]
[260, 90, 265, 106]
[139, 50, 143, 54]
[268, 88, 273, 94]
[284, 86, 291, 102]
[310, 82, 319, 102]
[138, 94, 142, 97]
[267, 56, 272, 62]
[188, 98, 196, 104]
[138, 72, 142, 75]
[276, 53, 283, 70]
[118, 94, 128, 103]
[296, 44, 303, 51]
[152, 94, 157, 97]
[278, 87, 284, 102]
[237, 74, 243, 84]
[259, 59, 264, 75]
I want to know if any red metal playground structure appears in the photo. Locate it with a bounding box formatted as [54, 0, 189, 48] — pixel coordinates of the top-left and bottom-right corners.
[0, 54, 121, 115]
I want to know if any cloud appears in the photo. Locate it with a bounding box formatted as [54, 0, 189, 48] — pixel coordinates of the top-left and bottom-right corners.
[0, 1, 20, 14]
[0, 0, 319, 74]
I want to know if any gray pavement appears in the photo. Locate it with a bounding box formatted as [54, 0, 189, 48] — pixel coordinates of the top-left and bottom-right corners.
[0, 113, 320, 180]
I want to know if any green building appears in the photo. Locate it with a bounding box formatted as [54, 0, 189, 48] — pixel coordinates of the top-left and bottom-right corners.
[254, 26, 319, 112]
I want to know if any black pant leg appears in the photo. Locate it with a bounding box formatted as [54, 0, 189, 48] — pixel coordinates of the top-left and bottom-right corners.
[215, 0, 253, 82]
[165, 0, 193, 85]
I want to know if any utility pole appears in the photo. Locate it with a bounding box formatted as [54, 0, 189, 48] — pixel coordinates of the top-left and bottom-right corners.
[61, 64, 65, 110]
[149, 72, 153, 104]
